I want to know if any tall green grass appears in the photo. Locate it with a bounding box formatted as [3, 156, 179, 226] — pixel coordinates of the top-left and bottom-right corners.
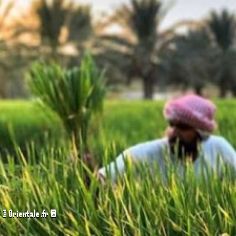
[0, 100, 63, 159]
[0, 99, 235, 234]
[0, 146, 235, 235]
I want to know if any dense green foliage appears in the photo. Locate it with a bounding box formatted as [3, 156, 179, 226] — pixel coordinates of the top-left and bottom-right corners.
[27, 54, 106, 151]
[0, 100, 235, 235]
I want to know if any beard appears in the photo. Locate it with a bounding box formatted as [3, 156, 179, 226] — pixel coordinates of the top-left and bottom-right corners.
[168, 134, 201, 162]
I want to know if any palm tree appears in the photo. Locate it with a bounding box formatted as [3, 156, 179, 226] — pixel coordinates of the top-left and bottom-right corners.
[160, 28, 215, 95]
[33, 0, 93, 60]
[97, 0, 164, 99]
[207, 9, 236, 97]
[97, 0, 199, 99]
[0, 0, 27, 98]
[35, 0, 67, 56]
[67, 5, 93, 44]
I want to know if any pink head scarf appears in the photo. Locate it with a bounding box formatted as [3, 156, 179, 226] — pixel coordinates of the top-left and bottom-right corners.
[163, 94, 217, 133]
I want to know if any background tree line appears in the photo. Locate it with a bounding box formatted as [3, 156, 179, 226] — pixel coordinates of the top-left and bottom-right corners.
[0, 0, 236, 99]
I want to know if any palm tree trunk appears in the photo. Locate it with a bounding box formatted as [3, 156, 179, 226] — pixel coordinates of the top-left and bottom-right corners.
[231, 88, 236, 97]
[219, 88, 227, 98]
[219, 75, 228, 98]
[143, 76, 154, 100]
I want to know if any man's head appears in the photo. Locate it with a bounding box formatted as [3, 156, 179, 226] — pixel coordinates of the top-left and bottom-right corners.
[168, 120, 197, 143]
[163, 94, 216, 142]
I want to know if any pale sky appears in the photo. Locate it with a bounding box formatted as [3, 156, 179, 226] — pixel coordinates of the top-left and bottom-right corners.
[4, 0, 236, 30]
[78, 0, 236, 29]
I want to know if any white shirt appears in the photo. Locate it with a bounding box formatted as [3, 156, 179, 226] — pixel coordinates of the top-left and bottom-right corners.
[98, 135, 236, 182]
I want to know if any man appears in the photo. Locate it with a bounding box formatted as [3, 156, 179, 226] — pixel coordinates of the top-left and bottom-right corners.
[98, 94, 236, 183]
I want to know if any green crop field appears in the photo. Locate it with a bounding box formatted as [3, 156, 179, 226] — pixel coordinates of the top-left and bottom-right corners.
[0, 99, 235, 235]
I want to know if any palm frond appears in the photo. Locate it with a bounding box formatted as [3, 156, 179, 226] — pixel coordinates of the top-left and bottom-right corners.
[35, 0, 68, 46]
[97, 35, 135, 50]
[208, 9, 236, 51]
[130, 0, 162, 42]
[67, 5, 93, 42]
[0, 0, 14, 28]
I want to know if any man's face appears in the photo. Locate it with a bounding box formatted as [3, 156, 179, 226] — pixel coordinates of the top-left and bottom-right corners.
[168, 121, 197, 143]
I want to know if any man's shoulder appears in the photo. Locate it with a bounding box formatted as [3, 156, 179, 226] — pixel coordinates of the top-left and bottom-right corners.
[126, 138, 168, 157]
[203, 135, 232, 151]
[204, 135, 227, 145]
[130, 137, 168, 149]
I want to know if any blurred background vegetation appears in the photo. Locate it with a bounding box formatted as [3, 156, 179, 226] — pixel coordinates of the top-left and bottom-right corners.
[0, 0, 236, 100]
[0, 2, 235, 234]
